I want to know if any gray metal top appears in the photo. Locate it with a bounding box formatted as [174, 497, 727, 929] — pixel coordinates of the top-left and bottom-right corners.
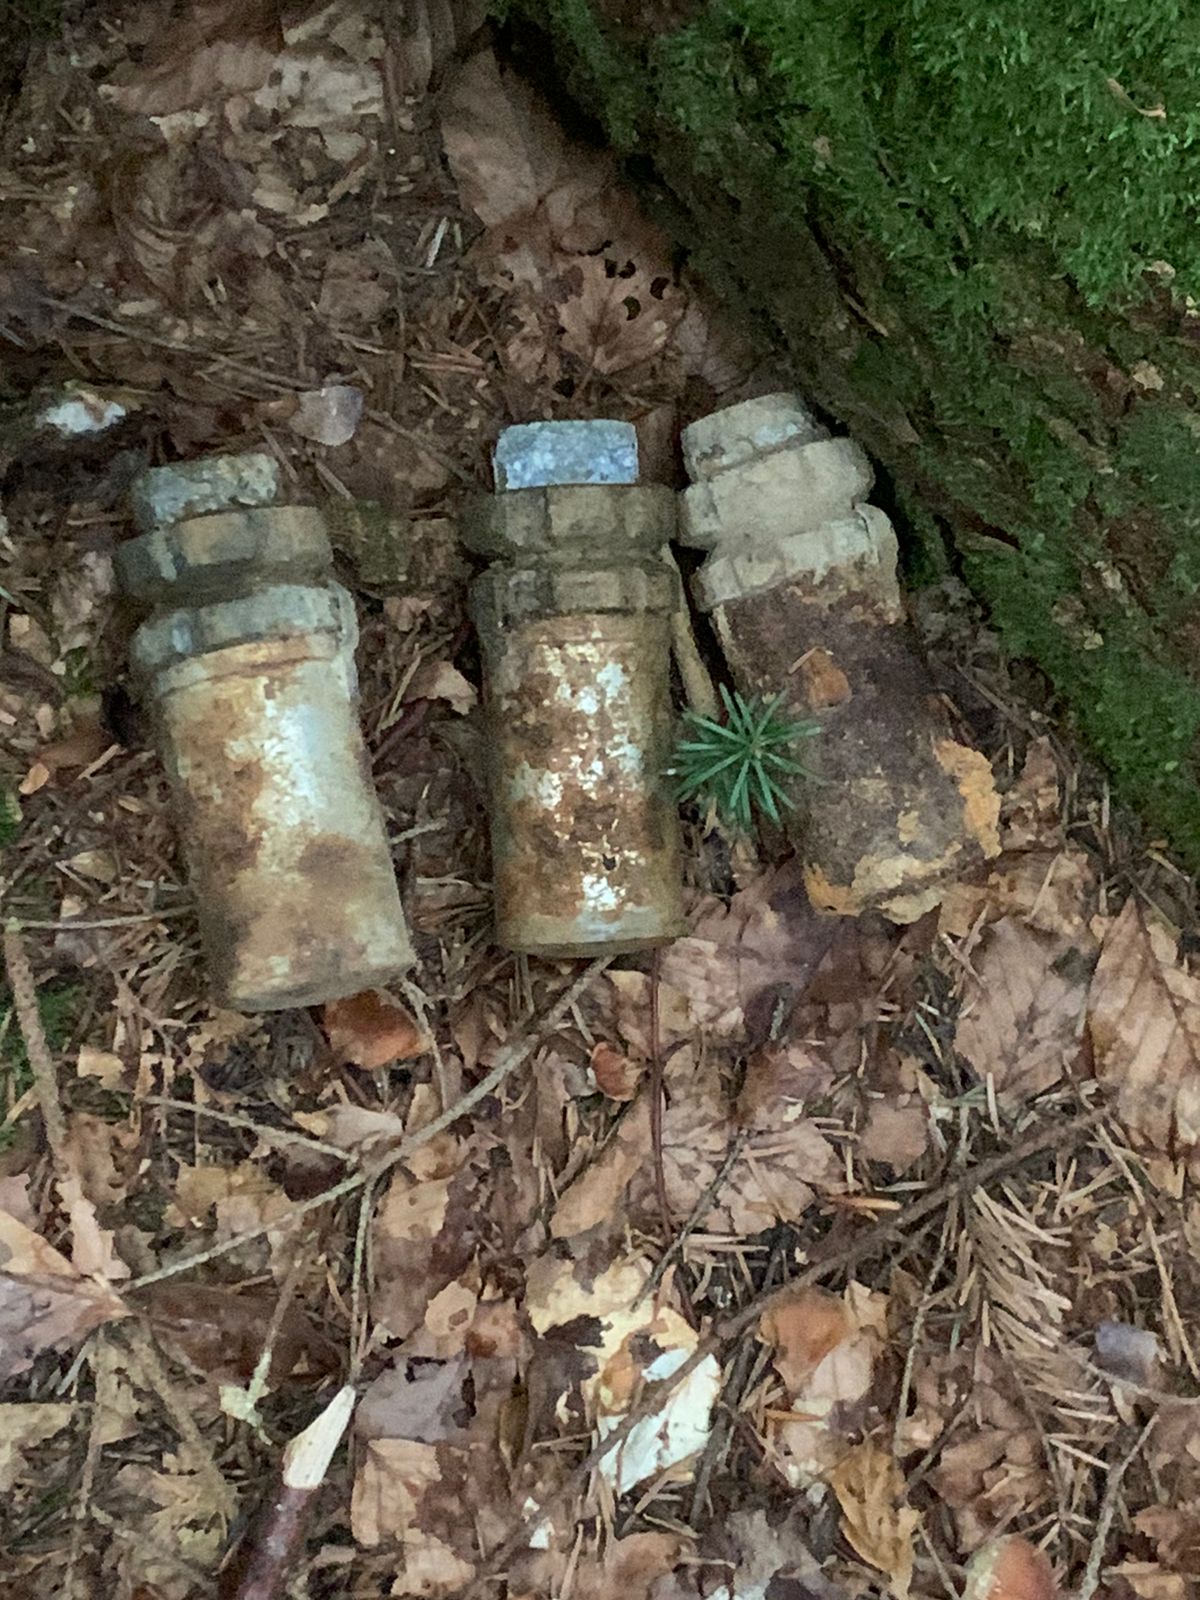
[130, 452, 282, 534]
[493, 420, 639, 491]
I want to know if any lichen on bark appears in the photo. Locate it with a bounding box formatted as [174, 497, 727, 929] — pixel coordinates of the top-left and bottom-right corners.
[509, 0, 1200, 867]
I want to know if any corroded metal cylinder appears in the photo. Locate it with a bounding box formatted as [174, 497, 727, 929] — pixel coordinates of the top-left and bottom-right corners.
[680, 394, 1000, 921]
[118, 454, 413, 1010]
[466, 422, 686, 957]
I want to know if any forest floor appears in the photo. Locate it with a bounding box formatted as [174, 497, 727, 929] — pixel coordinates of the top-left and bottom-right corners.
[1, 4, 1200, 1599]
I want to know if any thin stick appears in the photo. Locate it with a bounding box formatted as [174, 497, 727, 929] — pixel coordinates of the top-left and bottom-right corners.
[130, 959, 611, 1290]
[649, 950, 670, 1238]
[892, 1205, 954, 1458]
[3, 923, 70, 1168]
[231, 1250, 310, 1433]
[473, 1101, 1108, 1594]
[141, 1096, 353, 1162]
[65, 1333, 109, 1598]
[1077, 1415, 1157, 1600]
[639, 1128, 748, 1307]
[9, 910, 192, 931]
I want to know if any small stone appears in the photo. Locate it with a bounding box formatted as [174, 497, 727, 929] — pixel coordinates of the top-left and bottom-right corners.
[288, 384, 364, 447]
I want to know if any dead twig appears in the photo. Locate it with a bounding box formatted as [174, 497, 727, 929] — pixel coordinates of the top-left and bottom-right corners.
[474, 1100, 1108, 1594]
[218, 1386, 356, 1600]
[638, 1127, 748, 1307]
[129, 959, 611, 1290]
[141, 1096, 354, 1162]
[1077, 1415, 1157, 1600]
[65, 1332, 110, 1599]
[3, 922, 71, 1169]
[649, 949, 670, 1241]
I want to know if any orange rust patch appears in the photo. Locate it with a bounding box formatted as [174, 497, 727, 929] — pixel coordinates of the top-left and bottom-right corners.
[934, 738, 1001, 859]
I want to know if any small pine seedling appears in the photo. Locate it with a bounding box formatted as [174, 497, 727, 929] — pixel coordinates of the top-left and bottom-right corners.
[672, 685, 820, 831]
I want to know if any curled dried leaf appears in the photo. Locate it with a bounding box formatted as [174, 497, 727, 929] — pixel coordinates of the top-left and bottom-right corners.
[323, 989, 430, 1069]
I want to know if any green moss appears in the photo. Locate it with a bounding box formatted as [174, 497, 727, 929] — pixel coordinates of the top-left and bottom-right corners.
[515, 0, 1200, 867]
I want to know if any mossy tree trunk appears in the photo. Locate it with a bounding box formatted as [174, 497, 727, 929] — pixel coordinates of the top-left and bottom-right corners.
[509, 0, 1200, 868]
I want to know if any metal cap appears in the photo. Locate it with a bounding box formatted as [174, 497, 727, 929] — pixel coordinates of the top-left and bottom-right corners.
[462, 483, 674, 559]
[681, 392, 824, 482]
[129, 452, 282, 534]
[493, 419, 639, 491]
[116, 505, 333, 604]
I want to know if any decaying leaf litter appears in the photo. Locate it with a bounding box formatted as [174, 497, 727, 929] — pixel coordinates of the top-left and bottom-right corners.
[1, 2, 1199, 1596]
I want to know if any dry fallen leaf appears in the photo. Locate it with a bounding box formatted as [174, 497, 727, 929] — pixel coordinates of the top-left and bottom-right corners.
[558, 252, 682, 375]
[525, 1252, 720, 1493]
[113, 1460, 227, 1600]
[571, 1533, 683, 1600]
[759, 1283, 887, 1483]
[636, 1058, 842, 1234]
[323, 988, 430, 1069]
[589, 1040, 642, 1101]
[440, 49, 684, 377]
[0, 1209, 126, 1381]
[858, 1098, 929, 1173]
[761, 1286, 857, 1397]
[550, 1096, 651, 1239]
[75, 1045, 126, 1088]
[356, 1354, 469, 1446]
[829, 1439, 918, 1600]
[351, 1437, 476, 1594]
[407, 659, 478, 715]
[954, 918, 1091, 1102]
[964, 1535, 1059, 1600]
[0, 1402, 74, 1492]
[1088, 899, 1200, 1171]
[387, 0, 487, 97]
[140, 1282, 335, 1385]
[371, 1132, 477, 1341]
[101, 0, 282, 114]
[1001, 737, 1063, 851]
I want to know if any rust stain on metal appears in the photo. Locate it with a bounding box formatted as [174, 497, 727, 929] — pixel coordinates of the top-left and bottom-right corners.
[488, 614, 681, 956]
[122, 459, 412, 1010]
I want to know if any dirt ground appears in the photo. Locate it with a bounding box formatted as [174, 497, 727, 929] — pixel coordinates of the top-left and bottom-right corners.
[2, 4, 1200, 1599]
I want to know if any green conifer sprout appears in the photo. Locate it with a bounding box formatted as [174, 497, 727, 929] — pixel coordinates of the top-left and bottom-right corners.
[672, 685, 820, 831]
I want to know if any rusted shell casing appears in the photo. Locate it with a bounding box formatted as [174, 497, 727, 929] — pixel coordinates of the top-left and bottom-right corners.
[121, 456, 413, 1010]
[467, 483, 686, 957]
[681, 396, 999, 921]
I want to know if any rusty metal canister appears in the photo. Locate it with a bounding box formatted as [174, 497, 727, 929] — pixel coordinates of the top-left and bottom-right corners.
[466, 421, 686, 957]
[118, 453, 413, 1010]
[680, 394, 1000, 921]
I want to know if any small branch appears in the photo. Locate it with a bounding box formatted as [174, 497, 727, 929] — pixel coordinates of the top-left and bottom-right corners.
[3, 923, 70, 1168]
[131, 959, 611, 1290]
[649, 950, 670, 1237]
[218, 1386, 357, 1600]
[1077, 1415, 1157, 1600]
[638, 1128, 748, 1308]
[118, 1321, 236, 1523]
[473, 1101, 1108, 1595]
